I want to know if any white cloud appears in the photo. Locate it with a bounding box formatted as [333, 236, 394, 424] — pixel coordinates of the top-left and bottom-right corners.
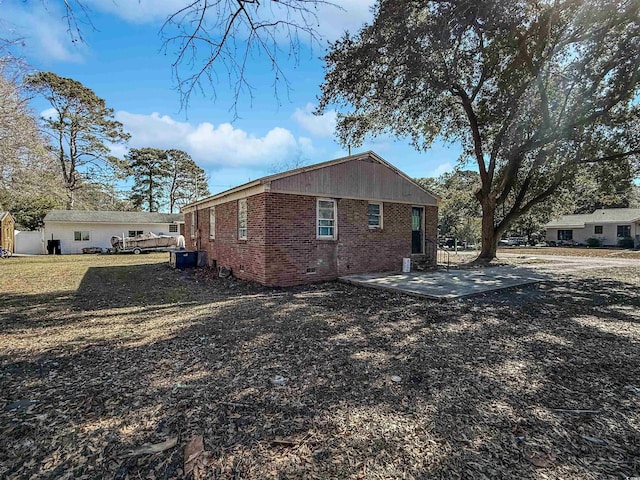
[292, 103, 336, 137]
[114, 111, 316, 168]
[0, 3, 85, 62]
[39, 108, 58, 120]
[313, 0, 376, 40]
[431, 162, 455, 177]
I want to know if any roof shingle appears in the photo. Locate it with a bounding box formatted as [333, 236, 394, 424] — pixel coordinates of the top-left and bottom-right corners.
[546, 208, 640, 228]
[43, 210, 184, 224]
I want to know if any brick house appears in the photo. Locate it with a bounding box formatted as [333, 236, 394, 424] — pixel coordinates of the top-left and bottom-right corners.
[183, 152, 438, 286]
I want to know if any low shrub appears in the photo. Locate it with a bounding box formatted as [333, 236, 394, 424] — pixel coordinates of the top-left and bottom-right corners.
[586, 237, 602, 247]
[617, 237, 634, 249]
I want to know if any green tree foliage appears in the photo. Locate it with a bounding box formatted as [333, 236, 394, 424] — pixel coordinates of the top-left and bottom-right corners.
[319, 0, 640, 261]
[24, 72, 130, 209]
[126, 148, 171, 212]
[416, 170, 482, 244]
[167, 149, 210, 213]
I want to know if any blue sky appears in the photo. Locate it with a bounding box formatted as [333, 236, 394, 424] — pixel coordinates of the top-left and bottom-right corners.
[1, 0, 462, 196]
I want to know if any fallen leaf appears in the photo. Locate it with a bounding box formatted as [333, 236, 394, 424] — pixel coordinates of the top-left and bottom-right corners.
[528, 451, 556, 468]
[184, 435, 204, 477]
[124, 437, 178, 457]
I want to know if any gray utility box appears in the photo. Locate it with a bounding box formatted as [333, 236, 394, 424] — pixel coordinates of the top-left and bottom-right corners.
[196, 250, 207, 267]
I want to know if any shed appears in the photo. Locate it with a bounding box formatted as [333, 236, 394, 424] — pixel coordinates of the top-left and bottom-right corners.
[0, 211, 15, 253]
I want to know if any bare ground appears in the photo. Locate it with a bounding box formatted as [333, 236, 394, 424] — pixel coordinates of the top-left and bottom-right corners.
[1, 254, 639, 479]
[498, 246, 640, 258]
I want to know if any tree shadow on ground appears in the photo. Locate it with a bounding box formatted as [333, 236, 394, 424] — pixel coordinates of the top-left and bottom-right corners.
[1, 262, 639, 479]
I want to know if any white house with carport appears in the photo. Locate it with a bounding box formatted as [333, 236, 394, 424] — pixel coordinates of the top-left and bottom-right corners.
[43, 210, 184, 254]
[545, 208, 640, 247]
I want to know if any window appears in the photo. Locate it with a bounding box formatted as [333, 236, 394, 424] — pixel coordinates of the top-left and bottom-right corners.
[617, 225, 631, 238]
[368, 202, 382, 228]
[74, 231, 90, 241]
[209, 207, 216, 239]
[317, 199, 337, 239]
[169, 224, 178, 233]
[557, 230, 573, 241]
[128, 230, 143, 237]
[238, 199, 247, 240]
[190, 211, 195, 238]
[594, 225, 603, 234]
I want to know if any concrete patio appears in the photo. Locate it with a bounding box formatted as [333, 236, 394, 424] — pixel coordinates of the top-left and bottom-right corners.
[340, 265, 547, 300]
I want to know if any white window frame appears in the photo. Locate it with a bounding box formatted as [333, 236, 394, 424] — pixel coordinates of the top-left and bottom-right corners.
[209, 207, 216, 239]
[368, 202, 383, 229]
[238, 199, 248, 240]
[169, 224, 178, 233]
[190, 211, 196, 238]
[74, 231, 90, 242]
[128, 230, 143, 237]
[317, 198, 337, 240]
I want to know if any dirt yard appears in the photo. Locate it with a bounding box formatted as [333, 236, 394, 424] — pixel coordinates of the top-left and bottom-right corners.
[1, 254, 639, 479]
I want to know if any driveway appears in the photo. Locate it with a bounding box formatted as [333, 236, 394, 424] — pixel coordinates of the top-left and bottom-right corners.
[497, 252, 640, 273]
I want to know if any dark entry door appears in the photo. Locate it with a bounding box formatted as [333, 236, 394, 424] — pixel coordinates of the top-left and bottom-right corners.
[411, 207, 423, 254]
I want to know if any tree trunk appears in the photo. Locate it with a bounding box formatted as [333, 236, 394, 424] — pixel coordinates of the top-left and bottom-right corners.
[477, 200, 498, 261]
[66, 188, 74, 209]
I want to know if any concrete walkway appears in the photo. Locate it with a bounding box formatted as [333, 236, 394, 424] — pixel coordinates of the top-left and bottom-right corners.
[340, 266, 546, 300]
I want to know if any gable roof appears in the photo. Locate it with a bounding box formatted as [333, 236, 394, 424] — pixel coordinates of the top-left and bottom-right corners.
[184, 151, 439, 211]
[43, 210, 184, 224]
[546, 208, 640, 228]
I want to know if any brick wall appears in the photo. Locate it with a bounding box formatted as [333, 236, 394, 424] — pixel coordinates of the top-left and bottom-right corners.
[185, 192, 438, 287]
[185, 193, 267, 283]
[262, 193, 435, 286]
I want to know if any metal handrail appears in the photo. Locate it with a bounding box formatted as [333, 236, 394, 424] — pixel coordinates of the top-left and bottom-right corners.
[437, 248, 450, 270]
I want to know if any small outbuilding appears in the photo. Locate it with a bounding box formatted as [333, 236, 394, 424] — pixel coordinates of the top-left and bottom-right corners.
[0, 211, 15, 253]
[183, 151, 439, 286]
[43, 210, 184, 254]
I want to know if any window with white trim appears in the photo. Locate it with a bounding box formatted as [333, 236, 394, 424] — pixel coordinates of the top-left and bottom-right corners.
[317, 199, 337, 239]
[74, 231, 90, 241]
[209, 207, 216, 239]
[190, 211, 195, 238]
[169, 224, 178, 233]
[128, 230, 143, 237]
[238, 199, 247, 240]
[368, 202, 383, 229]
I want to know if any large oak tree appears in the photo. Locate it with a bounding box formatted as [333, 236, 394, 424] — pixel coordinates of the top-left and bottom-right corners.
[318, 0, 640, 260]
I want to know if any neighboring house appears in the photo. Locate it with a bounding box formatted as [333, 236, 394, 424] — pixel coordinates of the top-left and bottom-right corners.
[43, 210, 184, 254]
[0, 211, 15, 253]
[545, 208, 640, 247]
[183, 151, 439, 286]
